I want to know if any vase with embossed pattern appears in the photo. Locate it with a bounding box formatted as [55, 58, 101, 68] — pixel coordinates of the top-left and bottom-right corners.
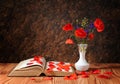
[75, 44, 89, 71]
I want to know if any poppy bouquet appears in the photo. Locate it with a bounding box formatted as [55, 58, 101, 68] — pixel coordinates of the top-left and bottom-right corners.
[62, 17, 105, 44]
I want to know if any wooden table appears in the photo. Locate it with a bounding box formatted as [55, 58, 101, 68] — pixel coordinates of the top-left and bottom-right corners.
[0, 63, 120, 84]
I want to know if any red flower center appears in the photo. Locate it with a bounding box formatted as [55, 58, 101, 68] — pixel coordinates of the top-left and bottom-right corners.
[75, 28, 87, 38]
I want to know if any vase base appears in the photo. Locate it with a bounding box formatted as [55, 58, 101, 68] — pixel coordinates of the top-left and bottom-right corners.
[75, 64, 89, 71]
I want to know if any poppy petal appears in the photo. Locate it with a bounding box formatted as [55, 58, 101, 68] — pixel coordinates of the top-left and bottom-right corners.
[57, 67, 62, 71]
[88, 33, 94, 40]
[97, 74, 110, 79]
[69, 73, 78, 79]
[104, 71, 112, 75]
[94, 18, 105, 32]
[49, 61, 54, 65]
[48, 65, 55, 69]
[65, 39, 74, 44]
[46, 68, 53, 73]
[30, 77, 36, 80]
[43, 77, 53, 80]
[75, 28, 87, 38]
[64, 76, 71, 80]
[81, 74, 89, 78]
[64, 73, 77, 80]
[62, 23, 73, 31]
[92, 69, 101, 74]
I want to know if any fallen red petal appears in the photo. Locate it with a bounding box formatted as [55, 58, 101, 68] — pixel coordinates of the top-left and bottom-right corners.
[46, 68, 53, 73]
[34, 56, 42, 61]
[57, 67, 62, 71]
[69, 73, 78, 79]
[81, 74, 89, 78]
[48, 64, 55, 69]
[104, 71, 112, 75]
[81, 71, 87, 75]
[30, 77, 36, 80]
[92, 69, 100, 74]
[35, 60, 42, 64]
[59, 62, 65, 64]
[64, 76, 71, 80]
[57, 63, 63, 68]
[64, 73, 77, 80]
[97, 74, 110, 79]
[43, 77, 53, 80]
[49, 61, 54, 65]
[34, 56, 40, 61]
[62, 65, 70, 71]
[76, 71, 88, 75]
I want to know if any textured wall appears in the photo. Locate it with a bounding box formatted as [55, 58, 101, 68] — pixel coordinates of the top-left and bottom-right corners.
[0, 0, 120, 63]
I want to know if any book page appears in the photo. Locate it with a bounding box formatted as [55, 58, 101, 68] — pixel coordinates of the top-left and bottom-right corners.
[14, 57, 46, 70]
[46, 61, 73, 72]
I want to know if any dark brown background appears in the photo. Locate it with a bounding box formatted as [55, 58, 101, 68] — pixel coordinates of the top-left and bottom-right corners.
[0, 0, 120, 63]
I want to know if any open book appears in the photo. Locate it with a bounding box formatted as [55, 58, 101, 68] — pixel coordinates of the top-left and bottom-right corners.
[8, 56, 75, 77]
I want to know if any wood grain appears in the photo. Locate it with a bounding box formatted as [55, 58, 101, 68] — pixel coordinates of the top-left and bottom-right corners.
[0, 63, 120, 84]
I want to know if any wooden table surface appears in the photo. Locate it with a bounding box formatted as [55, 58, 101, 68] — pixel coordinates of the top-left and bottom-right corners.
[0, 63, 120, 84]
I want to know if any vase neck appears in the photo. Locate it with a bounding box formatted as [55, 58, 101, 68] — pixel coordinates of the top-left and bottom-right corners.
[78, 44, 88, 52]
[78, 49, 87, 63]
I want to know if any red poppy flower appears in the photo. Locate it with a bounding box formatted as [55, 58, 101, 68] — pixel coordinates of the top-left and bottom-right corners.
[88, 33, 94, 40]
[94, 18, 105, 32]
[75, 28, 87, 38]
[65, 39, 74, 44]
[62, 23, 73, 31]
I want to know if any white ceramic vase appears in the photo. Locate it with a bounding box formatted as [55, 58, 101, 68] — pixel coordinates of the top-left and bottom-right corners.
[75, 44, 89, 71]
